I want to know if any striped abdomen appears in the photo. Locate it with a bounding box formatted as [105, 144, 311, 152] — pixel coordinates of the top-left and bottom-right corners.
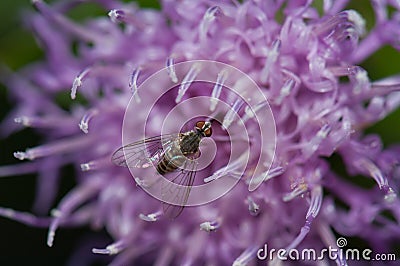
[156, 144, 187, 174]
[156, 134, 201, 175]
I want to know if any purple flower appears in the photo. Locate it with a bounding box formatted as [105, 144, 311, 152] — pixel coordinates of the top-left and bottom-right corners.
[1, 0, 400, 265]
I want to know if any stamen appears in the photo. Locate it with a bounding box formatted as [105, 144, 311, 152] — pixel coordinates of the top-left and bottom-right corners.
[314, 10, 365, 36]
[200, 220, 220, 232]
[204, 170, 241, 183]
[181, 231, 206, 266]
[274, 79, 295, 105]
[284, 188, 322, 252]
[80, 157, 110, 171]
[282, 183, 308, 202]
[154, 246, 174, 266]
[231, 76, 252, 97]
[306, 186, 323, 219]
[354, 158, 396, 202]
[384, 187, 396, 203]
[0, 204, 92, 229]
[284, 220, 312, 252]
[318, 223, 348, 266]
[50, 208, 62, 218]
[355, 158, 386, 189]
[71, 67, 91, 100]
[0, 207, 50, 227]
[134, 177, 147, 187]
[329, 65, 358, 76]
[210, 70, 227, 112]
[107, 9, 148, 30]
[302, 124, 331, 158]
[260, 39, 281, 84]
[32, 0, 100, 42]
[241, 101, 268, 123]
[47, 178, 104, 247]
[204, 152, 248, 183]
[14, 136, 93, 161]
[222, 99, 244, 130]
[199, 6, 220, 41]
[92, 240, 126, 255]
[351, 67, 370, 95]
[14, 116, 74, 129]
[129, 67, 141, 103]
[133, 175, 161, 188]
[372, 84, 400, 95]
[247, 197, 260, 216]
[232, 246, 258, 266]
[346, 10, 366, 36]
[14, 116, 32, 127]
[323, 0, 333, 12]
[108, 9, 123, 23]
[316, 124, 331, 138]
[365, 83, 400, 99]
[13, 151, 34, 161]
[176, 63, 201, 103]
[247, 166, 285, 186]
[267, 166, 285, 178]
[166, 57, 178, 83]
[139, 211, 162, 222]
[0, 163, 38, 177]
[80, 163, 90, 171]
[79, 109, 98, 134]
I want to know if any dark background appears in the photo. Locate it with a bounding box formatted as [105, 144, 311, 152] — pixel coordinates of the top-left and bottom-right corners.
[0, 1, 157, 265]
[0, 0, 399, 265]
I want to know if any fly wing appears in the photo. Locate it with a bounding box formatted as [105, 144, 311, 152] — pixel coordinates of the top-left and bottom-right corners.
[161, 159, 197, 219]
[111, 134, 179, 168]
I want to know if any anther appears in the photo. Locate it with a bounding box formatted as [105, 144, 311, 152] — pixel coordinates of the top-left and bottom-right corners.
[79, 109, 98, 134]
[71, 67, 91, 100]
[129, 67, 141, 103]
[241, 101, 268, 123]
[210, 70, 227, 111]
[222, 99, 244, 130]
[139, 211, 162, 222]
[176, 63, 201, 103]
[247, 197, 260, 216]
[200, 220, 220, 232]
[199, 6, 220, 41]
[260, 39, 281, 84]
[108, 9, 124, 23]
[166, 57, 178, 83]
[283, 183, 308, 202]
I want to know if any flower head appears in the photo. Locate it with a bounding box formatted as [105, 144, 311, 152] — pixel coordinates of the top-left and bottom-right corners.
[1, 0, 400, 265]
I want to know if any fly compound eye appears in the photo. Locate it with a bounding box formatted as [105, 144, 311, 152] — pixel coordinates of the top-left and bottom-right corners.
[203, 127, 212, 137]
[195, 121, 212, 137]
[195, 121, 205, 130]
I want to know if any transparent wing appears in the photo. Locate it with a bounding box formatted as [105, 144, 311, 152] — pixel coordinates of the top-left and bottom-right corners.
[162, 158, 198, 219]
[111, 134, 179, 168]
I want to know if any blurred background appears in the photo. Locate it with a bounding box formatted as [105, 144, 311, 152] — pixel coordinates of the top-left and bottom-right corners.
[0, 0, 399, 265]
[0, 2, 108, 265]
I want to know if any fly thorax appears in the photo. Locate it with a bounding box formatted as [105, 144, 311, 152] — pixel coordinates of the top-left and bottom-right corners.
[179, 132, 201, 155]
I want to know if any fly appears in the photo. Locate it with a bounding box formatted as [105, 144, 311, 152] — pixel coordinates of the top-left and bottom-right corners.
[111, 121, 213, 218]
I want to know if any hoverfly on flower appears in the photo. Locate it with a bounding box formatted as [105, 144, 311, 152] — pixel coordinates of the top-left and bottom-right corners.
[112, 121, 212, 218]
